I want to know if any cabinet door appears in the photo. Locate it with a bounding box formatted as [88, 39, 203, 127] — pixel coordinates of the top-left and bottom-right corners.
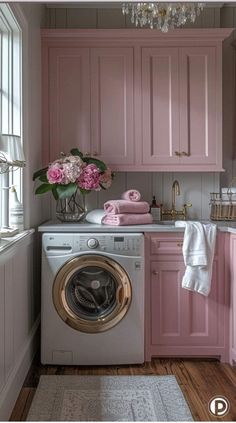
[230, 235, 236, 364]
[48, 48, 90, 160]
[91, 48, 134, 165]
[151, 259, 220, 348]
[141, 48, 179, 165]
[179, 47, 218, 166]
[151, 261, 186, 346]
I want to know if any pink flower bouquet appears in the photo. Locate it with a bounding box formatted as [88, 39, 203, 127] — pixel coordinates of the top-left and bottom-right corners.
[33, 148, 114, 200]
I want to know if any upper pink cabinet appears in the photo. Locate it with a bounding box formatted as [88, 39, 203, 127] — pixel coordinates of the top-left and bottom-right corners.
[42, 29, 232, 170]
[90, 48, 134, 165]
[142, 46, 219, 170]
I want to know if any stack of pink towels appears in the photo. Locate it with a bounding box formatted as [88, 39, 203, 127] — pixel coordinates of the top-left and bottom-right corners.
[102, 190, 153, 226]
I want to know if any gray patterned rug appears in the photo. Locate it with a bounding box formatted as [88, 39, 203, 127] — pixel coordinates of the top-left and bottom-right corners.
[27, 375, 193, 421]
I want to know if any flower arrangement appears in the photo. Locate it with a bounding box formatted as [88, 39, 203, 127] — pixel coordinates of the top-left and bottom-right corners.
[33, 148, 113, 200]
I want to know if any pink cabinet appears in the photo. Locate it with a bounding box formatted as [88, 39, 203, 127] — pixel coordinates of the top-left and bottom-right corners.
[141, 48, 180, 166]
[44, 47, 91, 161]
[91, 48, 134, 165]
[42, 29, 231, 170]
[141, 46, 221, 170]
[230, 234, 236, 365]
[145, 233, 229, 362]
[42, 41, 134, 165]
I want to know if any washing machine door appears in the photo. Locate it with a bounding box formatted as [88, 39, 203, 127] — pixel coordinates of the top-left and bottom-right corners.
[53, 254, 132, 333]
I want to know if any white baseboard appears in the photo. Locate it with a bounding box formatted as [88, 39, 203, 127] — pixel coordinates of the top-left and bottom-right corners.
[0, 314, 40, 421]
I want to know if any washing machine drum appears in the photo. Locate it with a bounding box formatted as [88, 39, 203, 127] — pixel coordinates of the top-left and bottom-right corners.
[53, 254, 132, 333]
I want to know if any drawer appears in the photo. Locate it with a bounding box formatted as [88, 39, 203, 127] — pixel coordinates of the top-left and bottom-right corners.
[150, 232, 220, 256]
[151, 236, 183, 255]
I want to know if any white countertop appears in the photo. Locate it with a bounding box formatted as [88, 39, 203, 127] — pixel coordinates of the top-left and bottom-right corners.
[38, 220, 236, 234]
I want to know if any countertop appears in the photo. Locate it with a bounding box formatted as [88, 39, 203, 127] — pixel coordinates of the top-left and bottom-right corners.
[38, 220, 236, 234]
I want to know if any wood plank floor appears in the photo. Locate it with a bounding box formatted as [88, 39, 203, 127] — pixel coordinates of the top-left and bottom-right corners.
[10, 354, 236, 421]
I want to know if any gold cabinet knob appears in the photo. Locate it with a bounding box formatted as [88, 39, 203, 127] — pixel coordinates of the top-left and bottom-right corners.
[152, 270, 159, 275]
[177, 243, 183, 247]
[181, 151, 190, 157]
[175, 151, 181, 156]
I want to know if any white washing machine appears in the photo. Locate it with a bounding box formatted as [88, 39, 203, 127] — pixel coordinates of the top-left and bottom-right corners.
[41, 232, 144, 365]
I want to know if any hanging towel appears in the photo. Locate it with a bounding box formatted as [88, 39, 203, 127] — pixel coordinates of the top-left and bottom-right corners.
[86, 209, 105, 224]
[121, 189, 141, 202]
[104, 199, 149, 215]
[175, 221, 217, 296]
[102, 213, 153, 226]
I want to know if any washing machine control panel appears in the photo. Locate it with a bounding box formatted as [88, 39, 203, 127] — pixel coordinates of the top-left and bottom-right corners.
[43, 233, 144, 257]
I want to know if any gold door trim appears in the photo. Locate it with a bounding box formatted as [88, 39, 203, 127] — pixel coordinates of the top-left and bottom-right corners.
[53, 254, 132, 333]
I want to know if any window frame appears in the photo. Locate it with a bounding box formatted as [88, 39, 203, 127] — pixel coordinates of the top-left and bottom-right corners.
[0, 4, 23, 228]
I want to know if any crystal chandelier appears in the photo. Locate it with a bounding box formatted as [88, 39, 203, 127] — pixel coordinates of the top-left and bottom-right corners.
[122, 2, 205, 32]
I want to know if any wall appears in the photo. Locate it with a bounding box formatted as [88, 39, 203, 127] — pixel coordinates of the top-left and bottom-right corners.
[45, 4, 235, 220]
[0, 3, 45, 420]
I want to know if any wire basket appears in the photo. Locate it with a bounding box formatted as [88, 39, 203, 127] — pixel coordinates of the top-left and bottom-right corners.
[210, 177, 236, 221]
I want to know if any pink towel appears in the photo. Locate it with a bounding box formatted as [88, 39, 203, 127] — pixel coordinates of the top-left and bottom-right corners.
[102, 213, 153, 226]
[104, 199, 149, 215]
[121, 189, 141, 202]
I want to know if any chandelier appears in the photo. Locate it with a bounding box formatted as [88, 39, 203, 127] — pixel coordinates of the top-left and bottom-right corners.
[122, 2, 205, 32]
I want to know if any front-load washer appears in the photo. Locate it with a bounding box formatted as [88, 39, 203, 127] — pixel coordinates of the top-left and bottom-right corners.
[41, 232, 144, 365]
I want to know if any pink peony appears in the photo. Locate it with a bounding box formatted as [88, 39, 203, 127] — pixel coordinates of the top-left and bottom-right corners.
[78, 163, 101, 191]
[47, 163, 64, 184]
[100, 168, 113, 189]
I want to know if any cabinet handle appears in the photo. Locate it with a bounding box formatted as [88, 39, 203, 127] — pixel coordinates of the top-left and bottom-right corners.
[152, 270, 159, 275]
[177, 243, 183, 247]
[175, 151, 181, 157]
[93, 151, 98, 157]
[181, 151, 190, 157]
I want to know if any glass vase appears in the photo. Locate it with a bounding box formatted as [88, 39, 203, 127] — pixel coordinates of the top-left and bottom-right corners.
[56, 192, 86, 223]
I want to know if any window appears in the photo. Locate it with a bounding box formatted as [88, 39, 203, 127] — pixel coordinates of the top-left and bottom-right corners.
[0, 4, 23, 231]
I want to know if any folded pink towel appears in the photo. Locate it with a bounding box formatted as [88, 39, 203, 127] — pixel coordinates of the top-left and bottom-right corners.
[104, 199, 149, 215]
[102, 213, 153, 226]
[121, 189, 141, 202]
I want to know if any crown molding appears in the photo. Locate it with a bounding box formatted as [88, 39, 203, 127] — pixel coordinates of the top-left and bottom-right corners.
[45, 1, 226, 9]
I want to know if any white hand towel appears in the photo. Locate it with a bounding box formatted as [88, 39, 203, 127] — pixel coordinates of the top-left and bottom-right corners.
[86, 209, 105, 225]
[175, 221, 217, 296]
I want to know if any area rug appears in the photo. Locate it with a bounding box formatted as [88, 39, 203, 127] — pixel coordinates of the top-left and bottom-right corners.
[27, 375, 193, 421]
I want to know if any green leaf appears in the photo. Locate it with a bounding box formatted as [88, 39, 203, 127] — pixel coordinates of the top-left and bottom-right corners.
[56, 183, 77, 199]
[79, 188, 91, 195]
[83, 157, 107, 172]
[35, 183, 53, 195]
[52, 186, 59, 200]
[33, 167, 48, 181]
[39, 174, 48, 183]
[70, 148, 83, 159]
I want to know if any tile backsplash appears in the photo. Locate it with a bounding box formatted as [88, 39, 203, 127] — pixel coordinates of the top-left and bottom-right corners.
[50, 172, 219, 221]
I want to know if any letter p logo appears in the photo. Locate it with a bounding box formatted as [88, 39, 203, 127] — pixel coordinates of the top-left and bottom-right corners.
[209, 396, 230, 417]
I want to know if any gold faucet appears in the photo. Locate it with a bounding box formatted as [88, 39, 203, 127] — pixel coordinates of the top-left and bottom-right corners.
[160, 180, 192, 220]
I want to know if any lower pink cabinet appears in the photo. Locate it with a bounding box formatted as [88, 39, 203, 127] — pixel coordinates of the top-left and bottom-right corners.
[145, 233, 229, 362]
[230, 234, 236, 365]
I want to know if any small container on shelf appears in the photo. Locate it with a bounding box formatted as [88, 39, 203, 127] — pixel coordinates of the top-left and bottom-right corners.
[150, 195, 161, 222]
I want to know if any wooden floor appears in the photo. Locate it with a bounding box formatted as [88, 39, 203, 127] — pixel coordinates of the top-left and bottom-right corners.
[10, 354, 236, 421]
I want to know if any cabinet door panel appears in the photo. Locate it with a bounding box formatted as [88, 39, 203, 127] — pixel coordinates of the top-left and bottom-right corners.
[91, 48, 134, 165]
[151, 261, 186, 345]
[183, 261, 219, 345]
[179, 47, 217, 165]
[141, 48, 179, 165]
[49, 48, 90, 159]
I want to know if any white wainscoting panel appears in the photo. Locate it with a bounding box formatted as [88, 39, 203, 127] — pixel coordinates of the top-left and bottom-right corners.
[0, 232, 40, 421]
